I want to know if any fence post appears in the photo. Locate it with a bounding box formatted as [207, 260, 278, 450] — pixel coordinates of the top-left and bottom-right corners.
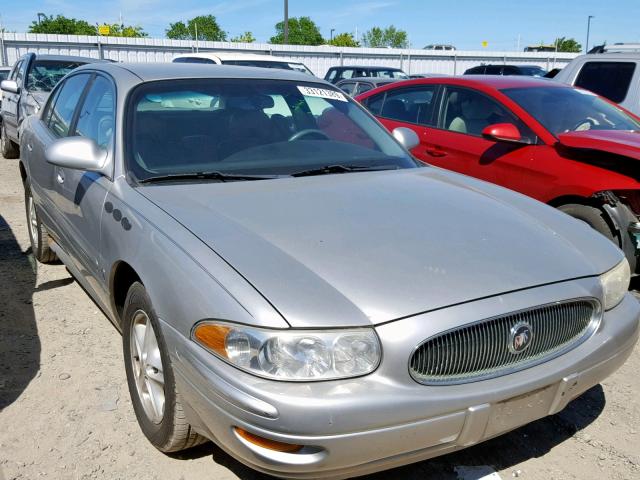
[453, 53, 457, 75]
[97, 38, 104, 60]
[407, 52, 411, 74]
[339, 51, 343, 66]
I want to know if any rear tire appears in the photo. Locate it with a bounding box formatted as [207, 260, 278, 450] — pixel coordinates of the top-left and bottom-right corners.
[557, 203, 616, 242]
[1, 123, 19, 159]
[123, 282, 205, 452]
[24, 181, 58, 263]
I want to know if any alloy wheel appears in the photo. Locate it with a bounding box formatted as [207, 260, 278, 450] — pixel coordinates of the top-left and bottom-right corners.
[130, 310, 165, 424]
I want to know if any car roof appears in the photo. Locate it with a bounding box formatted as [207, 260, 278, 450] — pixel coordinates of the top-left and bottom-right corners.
[575, 52, 640, 60]
[330, 65, 404, 70]
[27, 54, 108, 63]
[356, 75, 567, 99]
[337, 77, 395, 84]
[74, 62, 323, 83]
[173, 52, 304, 63]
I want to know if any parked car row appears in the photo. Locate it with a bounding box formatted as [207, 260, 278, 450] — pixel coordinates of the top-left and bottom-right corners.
[2, 50, 640, 480]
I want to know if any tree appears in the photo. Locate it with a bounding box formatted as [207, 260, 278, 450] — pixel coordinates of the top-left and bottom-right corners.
[102, 24, 148, 38]
[328, 32, 359, 47]
[554, 37, 582, 53]
[361, 25, 408, 48]
[270, 17, 324, 45]
[29, 14, 96, 35]
[166, 15, 226, 41]
[231, 31, 255, 43]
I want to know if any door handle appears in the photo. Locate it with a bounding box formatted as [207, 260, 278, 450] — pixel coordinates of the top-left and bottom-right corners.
[56, 169, 65, 184]
[26, 143, 33, 152]
[426, 147, 447, 158]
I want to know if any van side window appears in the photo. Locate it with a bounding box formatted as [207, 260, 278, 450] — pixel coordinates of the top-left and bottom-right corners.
[575, 62, 636, 103]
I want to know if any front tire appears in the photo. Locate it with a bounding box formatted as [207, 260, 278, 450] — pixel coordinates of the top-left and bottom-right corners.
[1, 123, 19, 159]
[24, 181, 57, 263]
[123, 282, 204, 452]
[557, 203, 616, 243]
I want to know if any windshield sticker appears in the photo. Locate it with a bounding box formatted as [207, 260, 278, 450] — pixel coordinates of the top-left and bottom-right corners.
[298, 86, 347, 102]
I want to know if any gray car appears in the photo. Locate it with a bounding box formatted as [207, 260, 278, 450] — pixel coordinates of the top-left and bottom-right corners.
[19, 62, 640, 479]
[0, 53, 106, 158]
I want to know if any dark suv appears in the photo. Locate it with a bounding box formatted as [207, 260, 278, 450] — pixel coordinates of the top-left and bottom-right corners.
[464, 64, 547, 77]
[324, 66, 408, 84]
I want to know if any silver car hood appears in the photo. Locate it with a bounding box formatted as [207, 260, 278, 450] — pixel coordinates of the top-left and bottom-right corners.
[140, 168, 621, 327]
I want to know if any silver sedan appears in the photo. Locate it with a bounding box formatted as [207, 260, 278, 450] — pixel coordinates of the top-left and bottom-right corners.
[19, 62, 639, 479]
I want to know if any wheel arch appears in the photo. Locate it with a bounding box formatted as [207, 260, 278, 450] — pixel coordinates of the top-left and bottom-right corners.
[109, 260, 143, 327]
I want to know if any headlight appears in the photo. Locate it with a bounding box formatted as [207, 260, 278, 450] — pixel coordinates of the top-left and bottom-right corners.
[599, 259, 630, 310]
[192, 322, 381, 381]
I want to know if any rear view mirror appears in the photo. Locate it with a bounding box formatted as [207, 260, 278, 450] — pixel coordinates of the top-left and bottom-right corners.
[481, 123, 530, 144]
[0, 80, 19, 94]
[45, 137, 110, 176]
[392, 127, 420, 150]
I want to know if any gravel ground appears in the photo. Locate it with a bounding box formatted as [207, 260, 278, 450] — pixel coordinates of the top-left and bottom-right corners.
[0, 156, 639, 480]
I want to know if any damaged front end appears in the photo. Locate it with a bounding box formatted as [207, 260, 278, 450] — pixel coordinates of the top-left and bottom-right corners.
[594, 191, 640, 273]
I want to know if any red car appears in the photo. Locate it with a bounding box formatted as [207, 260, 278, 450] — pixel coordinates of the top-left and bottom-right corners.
[356, 76, 640, 272]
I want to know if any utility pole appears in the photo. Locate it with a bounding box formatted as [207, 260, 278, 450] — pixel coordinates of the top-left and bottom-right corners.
[330, 28, 335, 43]
[586, 15, 594, 53]
[0, 15, 5, 66]
[284, 0, 289, 44]
[37, 12, 46, 25]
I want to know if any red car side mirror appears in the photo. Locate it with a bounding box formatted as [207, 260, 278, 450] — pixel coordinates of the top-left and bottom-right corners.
[481, 123, 529, 144]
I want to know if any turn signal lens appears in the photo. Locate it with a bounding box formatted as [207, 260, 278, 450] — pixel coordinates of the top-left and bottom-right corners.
[234, 428, 303, 453]
[193, 324, 230, 357]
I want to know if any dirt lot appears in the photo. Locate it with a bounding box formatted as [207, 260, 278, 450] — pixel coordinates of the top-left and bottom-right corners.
[0, 156, 639, 480]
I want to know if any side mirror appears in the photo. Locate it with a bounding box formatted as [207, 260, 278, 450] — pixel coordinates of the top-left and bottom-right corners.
[481, 123, 530, 144]
[45, 137, 109, 175]
[392, 127, 420, 150]
[1, 80, 20, 94]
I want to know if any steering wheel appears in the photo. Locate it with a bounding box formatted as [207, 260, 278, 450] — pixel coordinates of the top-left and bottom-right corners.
[288, 129, 330, 142]
[570, 117, 598, 132]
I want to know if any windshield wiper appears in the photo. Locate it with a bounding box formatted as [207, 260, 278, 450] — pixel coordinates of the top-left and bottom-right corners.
[291, 164, 398, 177]
[138, 171, 279, 184]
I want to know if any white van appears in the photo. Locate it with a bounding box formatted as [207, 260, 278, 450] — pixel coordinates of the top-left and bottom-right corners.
[554, 45, 640, 115]
[172, 52, 315, 76]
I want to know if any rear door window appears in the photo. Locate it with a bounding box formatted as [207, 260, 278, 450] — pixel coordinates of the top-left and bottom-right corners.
[575, 61, 636, 103]
[339, 82, 357, 95]
[371, 86, 438, 126]
[355, 83, 373, 95]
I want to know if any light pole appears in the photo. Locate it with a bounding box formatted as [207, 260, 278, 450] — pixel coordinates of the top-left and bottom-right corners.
[284, 0, 289, 45]
[37, 12, 46, 25]
[586, 15, 594, 53]
[330, 28, 335, 42]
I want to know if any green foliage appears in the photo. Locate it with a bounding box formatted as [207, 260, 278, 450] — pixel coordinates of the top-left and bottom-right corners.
[231, 31, 256, 43]
[328, 32, 360, 47]
[29, 14, 96, 35]
[270, 17, 324, 45]
[166, 15, 226, 41]
[361, 25, 408, 48]
[103, 24, 148, 38]
[554, 37, 582, 53]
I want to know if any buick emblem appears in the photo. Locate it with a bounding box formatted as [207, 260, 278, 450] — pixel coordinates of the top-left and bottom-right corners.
[509, 322, 533, 354]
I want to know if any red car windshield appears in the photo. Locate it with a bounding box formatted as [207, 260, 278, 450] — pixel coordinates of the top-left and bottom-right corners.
[501, 86, 640, 136]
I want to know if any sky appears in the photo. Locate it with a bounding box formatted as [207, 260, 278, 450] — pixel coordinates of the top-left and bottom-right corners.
[2, 0, 640, 51]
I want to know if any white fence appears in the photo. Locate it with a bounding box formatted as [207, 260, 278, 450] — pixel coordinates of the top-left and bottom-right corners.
[0, 32, 578, 77]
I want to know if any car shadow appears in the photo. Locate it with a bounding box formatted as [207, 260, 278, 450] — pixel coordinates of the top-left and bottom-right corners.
[172, 384, 605, 479]
[0, 215, 40, 411]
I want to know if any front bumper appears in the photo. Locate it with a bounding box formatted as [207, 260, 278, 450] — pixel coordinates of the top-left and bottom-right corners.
[163, 278, 640, 480]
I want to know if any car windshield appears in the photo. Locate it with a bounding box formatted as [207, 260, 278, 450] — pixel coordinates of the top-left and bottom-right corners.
[127, 79, 418, 181]
[221, 60, 314, 75]
[26, 60, 86, 92]
[501, 86, 640, 136]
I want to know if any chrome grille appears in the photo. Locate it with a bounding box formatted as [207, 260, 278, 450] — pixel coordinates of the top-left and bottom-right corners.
[409, 299, 600, 385]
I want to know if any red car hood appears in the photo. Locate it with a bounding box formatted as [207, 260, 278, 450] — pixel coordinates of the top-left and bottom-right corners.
[558, 130, 640, 160]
